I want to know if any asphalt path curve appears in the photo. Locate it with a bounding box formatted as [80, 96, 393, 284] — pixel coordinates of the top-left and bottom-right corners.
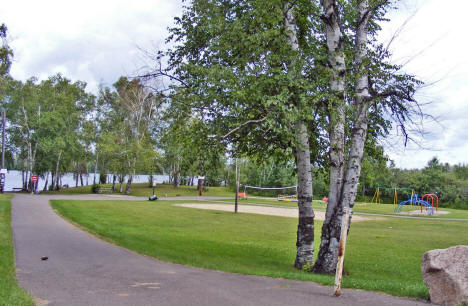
[12, 194, 429, 306]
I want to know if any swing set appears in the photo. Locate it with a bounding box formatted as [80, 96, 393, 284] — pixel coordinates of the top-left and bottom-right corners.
[371, 187, 415, 206]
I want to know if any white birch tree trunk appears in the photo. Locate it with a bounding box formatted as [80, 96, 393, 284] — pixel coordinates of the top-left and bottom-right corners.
[284, 3, 315, 269]
[55, 151, 62, 190]
[313, 0, 347, 274]
[341, 0, 372, 220]
[43, 171, 49, 191]
[93, 152, 98, 185]
[314, 0, 373, 274]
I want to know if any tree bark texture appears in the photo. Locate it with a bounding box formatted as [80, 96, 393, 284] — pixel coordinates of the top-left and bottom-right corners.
[314, 0, 372, 274]
[93, 152, 98, 185]
[125, 174, 133, 195]
[112, 174, 117, 191]
[341, 0, 371, 218]
[173, 162, 180, 188]
[119, 175, 124, 193]
[21, 166, 25, 189]
[43, 171, 49, 192]
[149, 174, 154, 188]
[314, 0, 347, 274]
[50, 173, 54, 191]
[55, 151, 62, 190]
[284, 3, 315, 269]
[294, 120, 315, 269]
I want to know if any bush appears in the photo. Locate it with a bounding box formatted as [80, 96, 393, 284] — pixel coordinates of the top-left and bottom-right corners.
[92, 184, 100, 194]
[99, 173, 107, 184]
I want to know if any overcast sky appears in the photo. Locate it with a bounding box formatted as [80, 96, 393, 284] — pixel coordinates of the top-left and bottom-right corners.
[1, 0, 466, 169]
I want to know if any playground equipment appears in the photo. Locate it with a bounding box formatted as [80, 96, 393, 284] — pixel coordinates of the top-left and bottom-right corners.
[237, 192, 247, 199]
[394, 194, 434, 215]
[421, 193, 439, 212]
[277, 194, 298, 202]
[371, 187, 415, 206]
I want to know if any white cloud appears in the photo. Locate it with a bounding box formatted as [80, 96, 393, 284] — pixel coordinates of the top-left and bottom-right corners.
[1, 0, 183, 92]
[379, 0, 468, 168]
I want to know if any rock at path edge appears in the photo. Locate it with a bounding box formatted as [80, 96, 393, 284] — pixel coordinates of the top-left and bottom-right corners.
[421, 245, 468, 305]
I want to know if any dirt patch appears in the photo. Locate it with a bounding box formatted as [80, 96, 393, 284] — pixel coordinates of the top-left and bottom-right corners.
[174, 203, 372, 222]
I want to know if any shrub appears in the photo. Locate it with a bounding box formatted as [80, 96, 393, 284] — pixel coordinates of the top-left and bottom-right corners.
[92, 184, 100, 194]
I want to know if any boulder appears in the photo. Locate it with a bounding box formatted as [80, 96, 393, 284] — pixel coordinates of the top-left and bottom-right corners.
[421, 245, 468, 305]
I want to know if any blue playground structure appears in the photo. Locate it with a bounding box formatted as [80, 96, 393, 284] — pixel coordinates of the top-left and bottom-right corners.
[394, 194, 434, 215]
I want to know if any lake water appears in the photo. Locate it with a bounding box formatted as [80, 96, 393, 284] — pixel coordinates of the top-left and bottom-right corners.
[2, 170, 169, 192]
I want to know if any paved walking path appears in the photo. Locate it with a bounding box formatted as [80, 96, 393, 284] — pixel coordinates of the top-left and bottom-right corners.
[12, 194, 429, 306]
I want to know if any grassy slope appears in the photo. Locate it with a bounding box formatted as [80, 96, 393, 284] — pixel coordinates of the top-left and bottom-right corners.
[0, 194, 34, 306]
[51, 199, 468, 299]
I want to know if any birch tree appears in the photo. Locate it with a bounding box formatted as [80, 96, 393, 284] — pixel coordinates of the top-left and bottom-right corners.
[97, 77, 161, 194]
[151, 0, 421, 271]
[6, 79, 41, 192]
[313, 0, 422, 273]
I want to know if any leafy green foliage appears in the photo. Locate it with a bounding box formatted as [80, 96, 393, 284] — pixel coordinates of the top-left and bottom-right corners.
[5, 74, 95, 190]
[0, 23, 13, 77]
[164, 0, 326, 163]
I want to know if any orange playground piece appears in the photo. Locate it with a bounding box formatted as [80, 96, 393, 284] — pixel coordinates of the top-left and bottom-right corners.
[238, 192, 247, 199]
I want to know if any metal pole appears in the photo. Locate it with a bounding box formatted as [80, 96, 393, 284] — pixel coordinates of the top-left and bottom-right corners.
[235, 158, 238, 186]
[334, 207, 351, 297]
[234, 158, 238, 213]
[235, 181, 239, 213]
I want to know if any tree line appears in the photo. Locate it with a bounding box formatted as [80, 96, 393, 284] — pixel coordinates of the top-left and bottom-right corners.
[359, 156, 468, 209]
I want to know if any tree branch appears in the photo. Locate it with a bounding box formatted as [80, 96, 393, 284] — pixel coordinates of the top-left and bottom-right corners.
[222, 117, 267, 139]
[137, 58, 190, 88]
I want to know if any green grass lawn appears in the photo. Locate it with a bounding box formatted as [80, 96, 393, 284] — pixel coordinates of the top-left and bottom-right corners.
[43, 183, 234, 197]
[0, 194, 34, 305]
[51, 199, 468, 299]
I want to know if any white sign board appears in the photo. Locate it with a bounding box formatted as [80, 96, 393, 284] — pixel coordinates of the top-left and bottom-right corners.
[197, 176, 205, 180]
[0, 169, 7, 174]
[152, 181, 157, 187]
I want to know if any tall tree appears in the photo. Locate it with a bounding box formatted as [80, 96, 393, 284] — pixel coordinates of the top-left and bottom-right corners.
[6, 79, 41, 192]
[159, 0, 322, 268]
[97, 77, 162, 194]
[313, 0, 421, 273]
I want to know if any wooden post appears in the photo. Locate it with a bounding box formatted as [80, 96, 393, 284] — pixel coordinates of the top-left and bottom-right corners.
[235, 181, 239, 213]
[199, 178, 203, 196]
[334, 207, 351, 297]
